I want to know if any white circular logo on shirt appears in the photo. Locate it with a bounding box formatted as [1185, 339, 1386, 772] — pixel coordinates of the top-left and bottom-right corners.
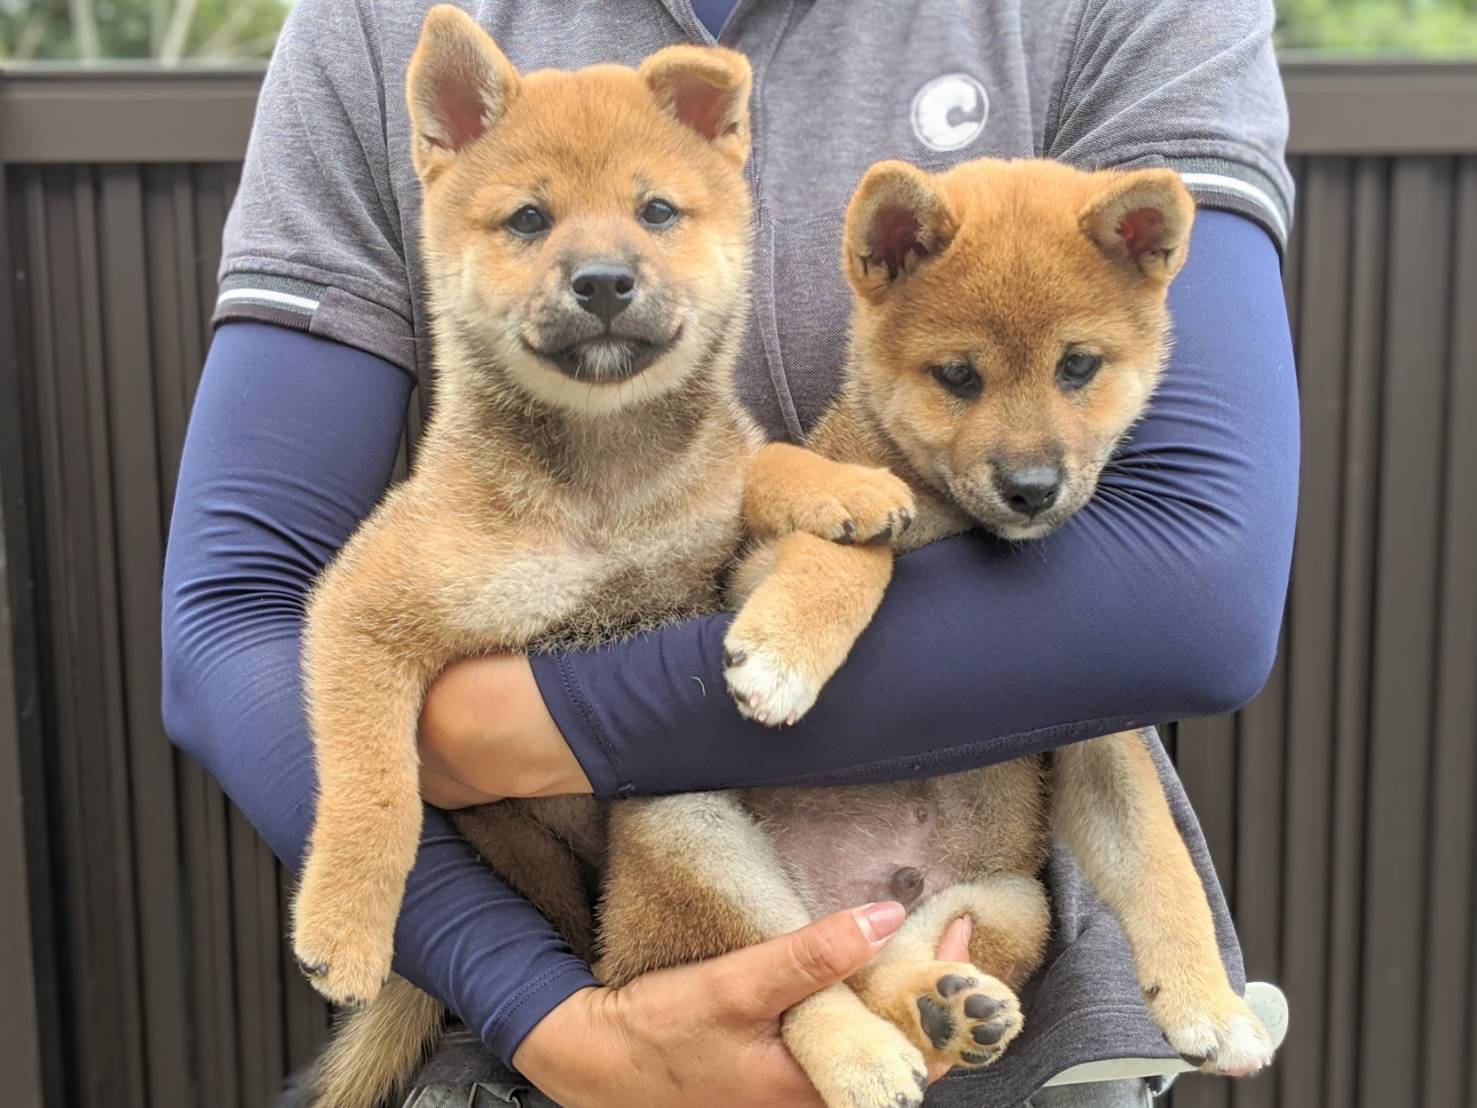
[911, 74, 989, 152]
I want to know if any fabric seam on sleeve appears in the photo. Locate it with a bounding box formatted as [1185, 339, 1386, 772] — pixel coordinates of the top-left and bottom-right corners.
[555, 655, 627, 796]
[484, 962, 599, 1057]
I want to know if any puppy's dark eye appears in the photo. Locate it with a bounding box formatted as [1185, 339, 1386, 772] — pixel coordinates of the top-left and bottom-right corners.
[1058, 351, 1102, 389]
[638, 199, 679, 228]
[507, 206, 550, 236]
[931, 361, 982, 400]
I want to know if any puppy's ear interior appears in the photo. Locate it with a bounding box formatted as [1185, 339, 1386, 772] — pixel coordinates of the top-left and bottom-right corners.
[844, 161, 958, 301]
[407, 5, 518, 181]
[1079, 169, 1195, 282]
[640, 46, 753, 165]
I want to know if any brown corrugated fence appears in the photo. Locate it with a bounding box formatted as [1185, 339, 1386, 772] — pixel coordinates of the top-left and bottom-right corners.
[2, 62, 1475, 1108]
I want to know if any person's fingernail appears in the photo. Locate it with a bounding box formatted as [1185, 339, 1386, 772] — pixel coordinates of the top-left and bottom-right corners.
[857, 901, 907, 943]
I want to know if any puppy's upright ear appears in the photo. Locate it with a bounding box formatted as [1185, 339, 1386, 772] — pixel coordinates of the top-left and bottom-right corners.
[844, 161, 959, 304]
[407, 6, 519, 182]
[640, 46, 753, 166]
[1079, 169, 1195, 283]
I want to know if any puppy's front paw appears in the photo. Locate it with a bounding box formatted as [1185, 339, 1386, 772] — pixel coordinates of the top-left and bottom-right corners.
[723, 626, 820, 727]
[292, 861, 395, 1008]
[1151, 988, 1274, 1077]
[786, 464, 915, 546]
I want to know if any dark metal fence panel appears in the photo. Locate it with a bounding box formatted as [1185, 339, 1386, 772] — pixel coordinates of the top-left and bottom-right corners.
[2, 160, 334, 1108]
[1, 64, 1475, 1108]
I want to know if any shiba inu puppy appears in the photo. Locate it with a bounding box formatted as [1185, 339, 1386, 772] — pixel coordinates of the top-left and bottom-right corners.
[597, 159, 1276, 1108]
[290, 10, 915, 1107]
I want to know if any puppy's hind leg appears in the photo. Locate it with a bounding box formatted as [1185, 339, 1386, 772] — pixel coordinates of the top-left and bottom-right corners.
[853, 875, 1050, 1074]
[1053, 730, 1273, 1076]
[601, 795, 928, 1108]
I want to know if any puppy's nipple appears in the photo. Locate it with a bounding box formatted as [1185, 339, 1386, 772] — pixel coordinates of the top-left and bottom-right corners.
[888, 865, 926, 907]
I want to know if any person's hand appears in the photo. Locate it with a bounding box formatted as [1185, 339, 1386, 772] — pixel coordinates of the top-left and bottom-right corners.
[513, 903, 976, 1107]
[417, 653, 591, 806]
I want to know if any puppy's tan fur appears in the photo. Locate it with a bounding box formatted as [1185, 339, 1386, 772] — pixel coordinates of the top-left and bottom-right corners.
[600, 159, 1274, 1108]
[293, 12, 915, 1107]
[293, 16, 752, 1103]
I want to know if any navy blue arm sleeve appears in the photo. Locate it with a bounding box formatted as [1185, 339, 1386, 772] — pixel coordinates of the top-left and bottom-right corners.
[530, 210, 1299, 797]
[160, 323, 597, 1063]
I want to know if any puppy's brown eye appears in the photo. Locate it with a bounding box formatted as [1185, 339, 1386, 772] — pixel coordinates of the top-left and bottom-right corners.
[1058, 351, 1102, 389]
[931, 362, 981, 400]
[638, 199, 679, 228]
[507, 206, 550, 236]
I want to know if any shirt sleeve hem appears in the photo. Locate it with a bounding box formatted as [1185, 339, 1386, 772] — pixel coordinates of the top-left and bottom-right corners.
[527, 652, 627, 800]
[480, 961, 601, 1065]
[213, 263, 420, 378]
[1082, 148, 1292, 251]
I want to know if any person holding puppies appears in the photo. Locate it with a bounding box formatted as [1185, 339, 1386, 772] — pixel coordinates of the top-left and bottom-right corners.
[163, 1, 1297, 1105]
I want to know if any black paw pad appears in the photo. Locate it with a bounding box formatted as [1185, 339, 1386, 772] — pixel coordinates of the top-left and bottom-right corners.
[964, 994, 999, 1020]
[917, 996, 956, 1050]
[937, 973, 975, 997]
[972, 1019, 1009, 1046]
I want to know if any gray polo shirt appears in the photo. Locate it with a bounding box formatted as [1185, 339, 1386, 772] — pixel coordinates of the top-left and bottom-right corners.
[218, 2, 1290, 1103]
[216, 0, 1291, 443]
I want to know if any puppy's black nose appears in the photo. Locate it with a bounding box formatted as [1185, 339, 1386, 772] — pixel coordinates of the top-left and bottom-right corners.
[570, 263, 636, 323]
[996, 466, 1062, 517]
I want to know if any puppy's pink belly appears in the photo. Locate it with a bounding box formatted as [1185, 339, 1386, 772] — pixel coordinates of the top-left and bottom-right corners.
[742, 785, 964, 919]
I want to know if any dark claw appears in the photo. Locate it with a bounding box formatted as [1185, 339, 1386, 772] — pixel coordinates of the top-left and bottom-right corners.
[898, 507, 914, 531]
[724, 647, 747, 668]
[960, 1050, 991, 1067]
[730, 686, 750, 706]
[297, 958, 329, 978]
[868, 523, 894, 545]
[837, 519, 857, 544]
[964, 994, 999, 1020]
[973, 1019, 1008, 1045]
[1177, 1053, 1208, 1068]
[937, 973, 975, 997]
[914, 1071, 928, 1093]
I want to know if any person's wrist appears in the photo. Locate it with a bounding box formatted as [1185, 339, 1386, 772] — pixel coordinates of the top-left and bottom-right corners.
[512, 986, 612, 1101]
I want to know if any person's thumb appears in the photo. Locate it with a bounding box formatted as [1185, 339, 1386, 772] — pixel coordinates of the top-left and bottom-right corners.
[711, 902, 907, 1019]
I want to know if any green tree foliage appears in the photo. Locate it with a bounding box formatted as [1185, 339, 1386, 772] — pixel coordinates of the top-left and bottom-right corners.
[1276, 0, 1477, 54]
[5, 0, 1477, 64]
[0, 0, 290, 63]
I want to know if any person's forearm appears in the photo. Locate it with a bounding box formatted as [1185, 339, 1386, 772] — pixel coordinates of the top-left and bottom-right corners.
[519, 209, 1297, 799]
[161, 322, 597, 1062]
